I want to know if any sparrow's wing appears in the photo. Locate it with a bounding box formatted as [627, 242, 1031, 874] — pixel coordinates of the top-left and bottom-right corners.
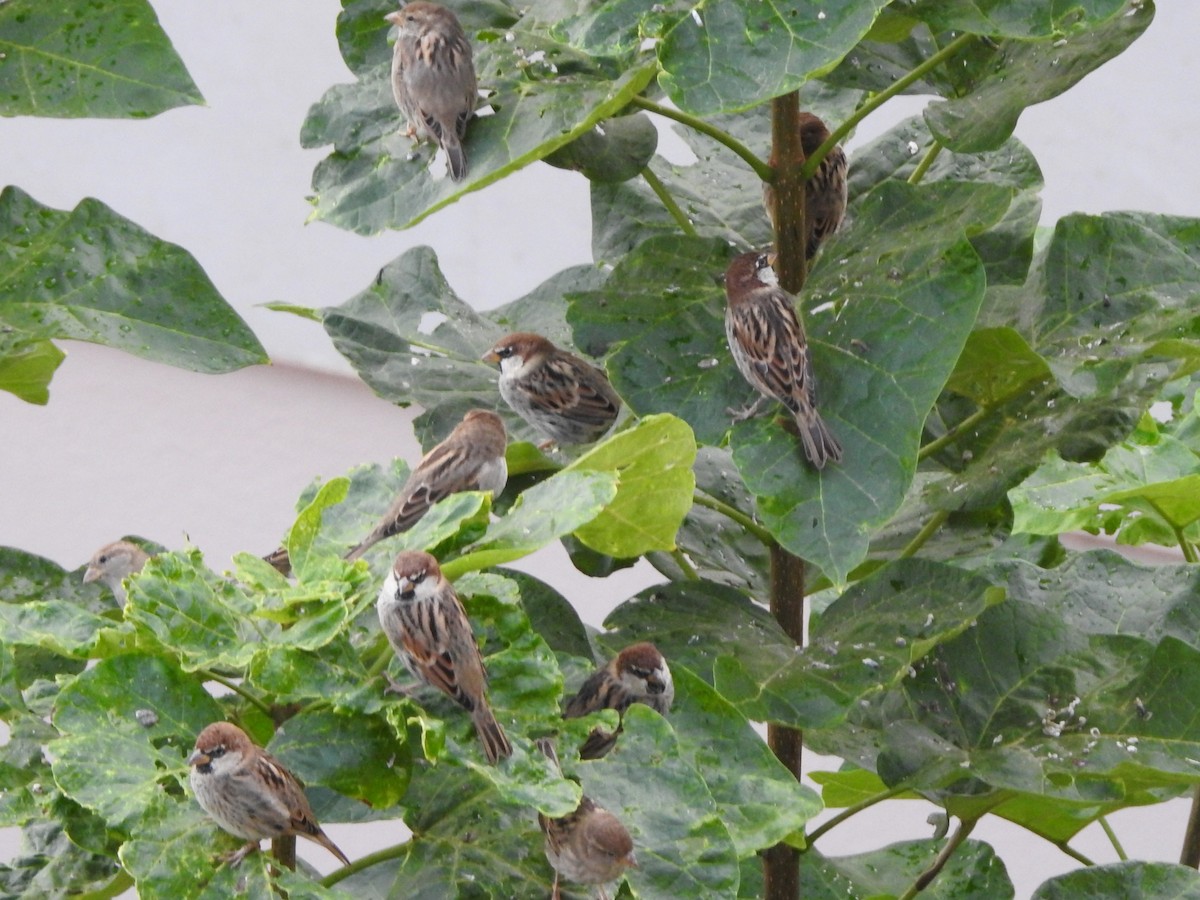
[532, 356, 621, 430]
[732, 290, 814, 414]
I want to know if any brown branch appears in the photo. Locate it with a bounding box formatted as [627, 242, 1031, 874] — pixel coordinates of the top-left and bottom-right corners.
[1181, 786, 1200, 867]
[769, 92, 808, 294]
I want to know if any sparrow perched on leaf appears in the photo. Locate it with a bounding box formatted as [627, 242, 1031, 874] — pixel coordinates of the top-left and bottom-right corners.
[537, 738, 637, 900]
[187, 722, 350, 868]
[378, 550, 512, 763]
[564, 642, 674, 759]
[266, 409, 507, 573]
[82, 540, 149, 602]
[345, 409, 507, 561]
[482, 332, 621, 448]
[387, 2, 478, 181]
[724, 250, 843, 469]
[763, 111, 848, 260]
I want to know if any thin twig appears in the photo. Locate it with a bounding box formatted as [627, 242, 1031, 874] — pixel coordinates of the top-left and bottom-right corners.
[1181, 786, 1200, 867]
[640, 166, 698, 237]
[918, 407, 990, 461]
[806, 782, 912, 845]
[899, 817, 977, 899]
[692, 489, 774, 545]
[632, 95, 773, 181]
[199, 670, 273, 719]
[321, 841, 411, 887]
[1054, 840, 1096, 867]
[1098, 815, 1127, 861]
[899, 510, 950, 560]
[801, 33, 977, 178]
[908, 140, 944, 185]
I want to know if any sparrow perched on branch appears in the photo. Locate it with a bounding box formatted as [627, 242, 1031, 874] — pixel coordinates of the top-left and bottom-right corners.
[763, 111, 848, 260]
[187, 722, 349, 868]
[378, 550, 512, 763]
[482, 332, 622, 448]
[387, 2, 478, 181]
[564, 642, 674, 759]
[265, 409, 507, 573]
[537, 738, 637, 900]
[82, 540, 149, 602]
[724, 250, 843, 469]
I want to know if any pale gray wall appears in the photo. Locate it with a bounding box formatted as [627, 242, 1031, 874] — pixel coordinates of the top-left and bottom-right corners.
[1, 1, 1197, 894]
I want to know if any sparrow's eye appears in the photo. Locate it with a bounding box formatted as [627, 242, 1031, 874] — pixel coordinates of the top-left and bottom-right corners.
[495, 345, 514, 359]
[98, 554, 109, 564]
[207, 745, 225, 759]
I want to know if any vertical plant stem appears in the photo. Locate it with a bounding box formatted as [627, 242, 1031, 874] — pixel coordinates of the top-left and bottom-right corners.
[907, 140, 944, 185]
[762, 89, 809, 900]
[899, 817, 978, 899]
[1181, 787, 1200, 867]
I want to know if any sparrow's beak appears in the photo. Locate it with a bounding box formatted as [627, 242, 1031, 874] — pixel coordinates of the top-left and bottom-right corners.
[481, 349, 500, 365]
[712, 271, 726, 286]
[186, 748, 209, 768]
[646, 676, 665, 695]
[81, 567, 100, 584]
[625, 852, 639, 869]
[384, 11, 402, 25]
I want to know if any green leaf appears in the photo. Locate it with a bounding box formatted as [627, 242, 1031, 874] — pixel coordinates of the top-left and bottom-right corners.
[848, 114, 1044, 286]
[268, 708, 409, 810]
[732, 181, 1004, 585]
[924, 5, 1154, 152]
[1009, 435, 1200, 545]
[302, 0, 656, 231]
[800, 839, 1014, 899]
[573, 706, 740, 899]
[720, 559, 1004, 730]
[0, 818, 121, 899]
[670, 667, 820, 856]
[1032, 861, 1200, 899]
[504, 568, 594, 661]
[563, 414, 697, 558]
[445, 470, 618, 576]
[0, 335, 63, 404]
[286, 477, 352, 578]
[0, 0, 203, 118]
[946, 327, 1053, 406]
[922, 211, 1200, 516]
[544, 112, 659, 183]
[0, 188, 266, 383]
[125, 550, 263, 672]
[906, 0, 1127, 38]
[50, 653, 223, 832]
[657, 0, 890, 115]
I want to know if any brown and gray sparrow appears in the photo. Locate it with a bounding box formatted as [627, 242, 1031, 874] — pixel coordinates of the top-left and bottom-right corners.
[266, 409, 507, 573]
[537, 738, 637, 900]
[378, 550, 512, 763]
[187, 722, 350, 868]
[763, 111, 848, 260]
[564, 642, 674, 760]
[724, 250, 842, 469]
[346, 409, 507, 561]
[482, 332, 621, 448]
[387, 2, 477, 181]
[82, 540, 149, 602]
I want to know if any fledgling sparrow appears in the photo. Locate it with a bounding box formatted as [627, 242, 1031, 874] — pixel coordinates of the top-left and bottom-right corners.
[763, 111, 848, 260]
[564, 642, 674, 760]
[724, 250, 843, 469]
[387, 2, 478, 181]
[537, 738, 637, 900]
[378, 550, 512, 763]
[82, 540, 149, 602]
[187, 722, 350, 868]
[482, 332, 622, 448]
[265, 409, 507, 573]
[346, 409, 507, 561]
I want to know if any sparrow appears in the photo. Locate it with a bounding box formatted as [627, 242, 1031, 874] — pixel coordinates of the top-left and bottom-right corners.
[347, 409, 507, 561]
[82, 540, 149, 602]
[763, 111, 848, 260]
[564, 642, 674, 760]
[537, 738, 637, 900]
[378, 550, 512, 763]
[724, 250, 843, 469]
[482, 332, 622, 448]
[266, 409, 507, 573]
[387, 2, 478, 181]
[187, 722, 350, 868]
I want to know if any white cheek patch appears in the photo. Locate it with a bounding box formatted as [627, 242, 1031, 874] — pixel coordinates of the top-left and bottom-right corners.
[499, 355, 528, 376]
